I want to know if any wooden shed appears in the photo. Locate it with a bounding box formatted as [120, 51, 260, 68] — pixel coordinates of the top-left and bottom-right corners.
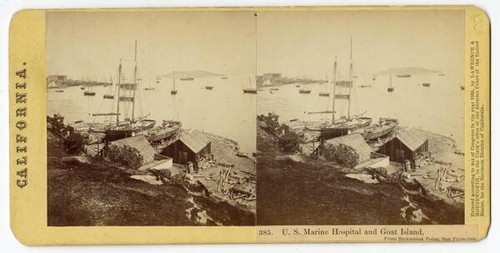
[318, 133, 373, 164]
[108, 135, 156, 164]
[377, 128, 429, 164]
[161, 129, 211, 165]
[107, 135, 172, 171]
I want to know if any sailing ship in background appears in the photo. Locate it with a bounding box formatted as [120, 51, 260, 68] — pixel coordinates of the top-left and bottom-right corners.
[298, 83, 311, 94]
[387, 74, 394, 92]
[243, 12, 258, 95]
[243, 76, 257, 94]
[205, 84, 214, 90]
[170, 72, 178, 95]
[143, 80, 156, 91]
[103, 75, 115, 99]
[83, 78, 96, 96]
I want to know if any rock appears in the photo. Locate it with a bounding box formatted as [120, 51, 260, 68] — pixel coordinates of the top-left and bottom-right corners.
[345, 173, 379, 184]
[130, 175, 163, 185]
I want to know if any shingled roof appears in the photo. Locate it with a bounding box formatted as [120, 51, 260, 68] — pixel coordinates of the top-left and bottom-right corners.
[396, 128, 428, 151]
[325, 133, 372, 162]
[109, 135, 155, 164]
[179, 129, 211, 153]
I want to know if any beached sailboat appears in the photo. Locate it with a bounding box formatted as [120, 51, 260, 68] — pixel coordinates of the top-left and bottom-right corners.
[145, 120, 182, 143]
[90, 41, 156, 141]
[306, 39, 372, 140]
[361, 118, 398, 141]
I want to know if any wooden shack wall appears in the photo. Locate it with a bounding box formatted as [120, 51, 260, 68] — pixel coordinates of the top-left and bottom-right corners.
[378, 138, 428, 163]
[161, 140, 195, 164]
[161, 140, 211, 164]
[377, 138, 413, 163]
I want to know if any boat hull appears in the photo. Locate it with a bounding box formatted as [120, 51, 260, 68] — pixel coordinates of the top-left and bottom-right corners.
[146, 124, 181, 143]
[91, 119, 156, 142]
[362, 119, 398, 140]
[243, 89, 257, 94]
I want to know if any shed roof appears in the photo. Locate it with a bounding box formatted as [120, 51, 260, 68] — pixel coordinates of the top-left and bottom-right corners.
[110, 135, 155, 164]
[138, 159, 172, 171]
[396, 128, 428, 151]
[325, 133, 372, 162]
[179, 129, 211, 154]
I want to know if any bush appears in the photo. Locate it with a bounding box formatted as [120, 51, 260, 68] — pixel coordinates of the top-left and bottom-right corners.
[279, 131, 301, 153]
[258, 112, 280, 131]
[64, 132, 85, 154]
[47, 114, 66, 136]
[322, 143, 359, 168]
[106, 145, 144, 169]
[48, 114, 86, 154]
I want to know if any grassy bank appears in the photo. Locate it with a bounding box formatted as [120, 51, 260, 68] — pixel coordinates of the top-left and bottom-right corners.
[256, 156, 464, 225]
[47, 132, 254, 226]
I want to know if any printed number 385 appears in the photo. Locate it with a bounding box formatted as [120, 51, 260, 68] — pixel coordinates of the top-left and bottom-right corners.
[258, 229, 273, 236]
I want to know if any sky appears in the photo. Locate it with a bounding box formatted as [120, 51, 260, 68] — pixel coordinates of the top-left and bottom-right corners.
[47, 9, 464, 81]
[256, 10, 464, 79]
[46, 10, 256, 80]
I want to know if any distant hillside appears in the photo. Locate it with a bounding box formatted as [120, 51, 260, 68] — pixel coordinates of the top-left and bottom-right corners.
[159, 70, 223, 79]
[379, 67, 441, 76]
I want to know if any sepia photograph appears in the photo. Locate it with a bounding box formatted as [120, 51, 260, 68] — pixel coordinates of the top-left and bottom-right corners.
[256, 10, 466, 225]
[46, 11, 257, 226]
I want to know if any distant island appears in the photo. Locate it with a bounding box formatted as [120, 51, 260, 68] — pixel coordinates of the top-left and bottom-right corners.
[257, 73, 325, 87]
[47, 75, 112, 89]
[378, 67, 441, 76]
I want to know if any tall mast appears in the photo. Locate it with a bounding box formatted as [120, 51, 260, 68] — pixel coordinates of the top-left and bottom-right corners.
[131, 40, 137, 122]
[116, 61, 122, 125]
[332, 56, 337, 124]
[254, 12, 258, 85]
[173, 71, 176, 90]
[390, 73, 392, 88]
[347, 37, 353, 120]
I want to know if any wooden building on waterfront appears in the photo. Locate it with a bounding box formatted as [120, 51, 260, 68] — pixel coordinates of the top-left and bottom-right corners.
[377, 128, 429, 164]
[161, 129, 211, 165]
